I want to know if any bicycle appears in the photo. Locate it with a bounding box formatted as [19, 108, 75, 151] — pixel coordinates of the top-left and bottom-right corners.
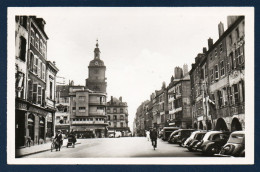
[51, 138, 56, 152]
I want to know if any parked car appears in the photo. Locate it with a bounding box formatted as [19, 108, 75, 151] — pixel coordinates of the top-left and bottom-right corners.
[161, 127, 180, 141]
[183, 131, 202, 147]
[194, 131, 230, 155]
[186, 131, 207, 151]
[168, 130, 180, 143]
[168, 129, 195, 145]
[216, 131, 245, 157]
[109, 131, 122, 138]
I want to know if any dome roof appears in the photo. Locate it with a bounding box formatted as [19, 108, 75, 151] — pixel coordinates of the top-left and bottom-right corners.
[89, 59, 105, 67]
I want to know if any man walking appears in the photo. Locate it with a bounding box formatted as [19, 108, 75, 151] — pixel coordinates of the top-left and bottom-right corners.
[150, 128, 158, 148]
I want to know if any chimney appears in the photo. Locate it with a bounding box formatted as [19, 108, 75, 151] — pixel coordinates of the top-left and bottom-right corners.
[218, 22, 224, 37]
[119, 96, 122, 102]
[111, 96, 113, 103]
[208, 38, 213, 49]
[203, 47, 207, 53]
[53, 61, 56, 66]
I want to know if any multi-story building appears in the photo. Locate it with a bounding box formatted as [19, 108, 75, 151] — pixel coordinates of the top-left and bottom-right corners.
[106, 96, 130, 136]
[69, 42, 108, 138]
[207, 16, 245, 131]
[55, 84, 71, 135]
[15, 16, 58, 149]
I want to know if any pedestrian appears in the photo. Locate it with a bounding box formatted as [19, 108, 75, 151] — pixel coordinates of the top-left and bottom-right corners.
[26, 136, 31, 147]
[146, 130, 150, 141]
[150, 128, 158, 148]
[54, 130, 63, 151]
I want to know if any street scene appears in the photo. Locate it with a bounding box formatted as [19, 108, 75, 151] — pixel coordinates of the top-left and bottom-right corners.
[13, 8, 248, 161]
[22, 137, 206, 158]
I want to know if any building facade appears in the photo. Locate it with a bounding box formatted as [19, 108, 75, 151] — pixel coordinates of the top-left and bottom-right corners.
[106, 96, 130, 136]
[15, 16, 58, 149]
[69, 42, 108, 138]
[55, 84, 71, 135]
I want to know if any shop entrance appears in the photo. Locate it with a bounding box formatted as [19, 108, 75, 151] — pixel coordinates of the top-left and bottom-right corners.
[15, 110, 26, 148]
[231, 118, 242, 131]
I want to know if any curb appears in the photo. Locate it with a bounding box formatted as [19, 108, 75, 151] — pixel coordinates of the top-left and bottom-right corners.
[16, 142, 81, 158]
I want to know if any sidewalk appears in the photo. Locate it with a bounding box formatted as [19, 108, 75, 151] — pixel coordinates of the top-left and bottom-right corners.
[15, 139, 81, 158]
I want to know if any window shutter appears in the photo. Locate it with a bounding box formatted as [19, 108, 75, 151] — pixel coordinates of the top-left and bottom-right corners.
[37, 86, 42, 105]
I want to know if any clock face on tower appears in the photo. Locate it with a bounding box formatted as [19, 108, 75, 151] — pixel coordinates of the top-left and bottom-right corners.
[95, 61, 99, 66]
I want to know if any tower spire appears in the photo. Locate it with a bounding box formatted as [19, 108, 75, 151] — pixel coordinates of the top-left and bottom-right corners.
[94, 39, 100, 59]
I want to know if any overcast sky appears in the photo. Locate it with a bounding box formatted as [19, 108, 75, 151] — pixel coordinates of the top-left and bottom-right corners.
[13, 7, 247, 132]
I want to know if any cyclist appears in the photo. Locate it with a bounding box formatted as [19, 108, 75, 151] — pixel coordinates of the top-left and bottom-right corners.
[150, 128, 158, 149]
[54, 130, 63, 151]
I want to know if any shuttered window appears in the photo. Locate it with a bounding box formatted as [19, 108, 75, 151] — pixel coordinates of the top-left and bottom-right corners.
[32, 83, 38, 104]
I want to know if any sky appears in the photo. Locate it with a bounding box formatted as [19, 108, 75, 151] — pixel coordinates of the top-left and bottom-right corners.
[13, 7, 245, 132]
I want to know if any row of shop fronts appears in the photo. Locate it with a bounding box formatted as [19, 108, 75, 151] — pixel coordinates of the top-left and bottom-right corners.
[15, 99, 55, 148]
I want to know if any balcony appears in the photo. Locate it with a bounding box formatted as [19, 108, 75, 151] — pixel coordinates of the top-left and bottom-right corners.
[89, 111, 106, 116]
[89, 101, 106, 106]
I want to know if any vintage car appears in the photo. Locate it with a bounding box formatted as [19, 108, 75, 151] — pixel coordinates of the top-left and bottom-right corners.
[193, 131, 230, 155]
[161, 127, 180, 141]
[216, 131, 245, 157]
[183, 130, 206, 148]
[186, 131, 207, 151]
[168, 130, 180, 143]
[168, 129, 195, 145]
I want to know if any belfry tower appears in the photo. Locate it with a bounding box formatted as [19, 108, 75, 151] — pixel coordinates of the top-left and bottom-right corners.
[85, 40, 107, 93]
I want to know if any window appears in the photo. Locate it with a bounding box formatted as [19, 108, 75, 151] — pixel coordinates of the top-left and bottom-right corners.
[210, 69, 214, 83]
[32, 83, 38, 104]
[42, 64, 45, 81]
[107, 108, 110, 113]
[113, 108, 117, 113]
[49, 81, 53, 99]
[29, 52, 34, 71]
[233, 84, 239, 104]
[239, 45, 244, 64]
[214, 49, 217, 58]
[42, 44, 46, 58]
[200, 68, 204, 80]
[219, 43, 223, 53]
[30, 29, 35, 46]
[113, 115, 117, 120]
[227, 86, 233, 105]
[230, 53, 234, 70]
[211, 93, 215, 104]
[37, 85, 42, 105]
[229, 35, 233, 45]
[108, 115, 110, 120]
[220, 61, 225, 76]
[79, 107, 86, 112]
[33, 56, 38, 74]
[120, 115, 124, 120]
[217, 90, 223, 107]
[210, 53, 213, 61]
[40, 39, 43, 54]
[19, 36, 26, 61]
[114, 122, 117, 127]
[72, 107, 76, 112]
[236, 28, 239, 39]
[35, 34, 39, 49]
[39, 61, 42, 78]
[79, 96, 85, 101]
[223, 88, 228, 106]
[120, 108, 123, 113]
[120, 122, 124, 127]
[215, 65, 219, 80]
